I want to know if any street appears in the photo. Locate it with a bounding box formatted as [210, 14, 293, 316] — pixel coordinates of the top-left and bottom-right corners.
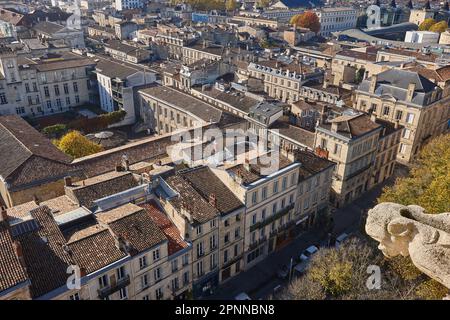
[207, 175, 400, 300]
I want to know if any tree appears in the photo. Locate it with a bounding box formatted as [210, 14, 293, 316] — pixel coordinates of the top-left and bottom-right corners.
[277, 238, 447, 300]
[419, 18, 437, 31]
[379, 134, 450, 214]
[429, 21, 448, 33]
[355, 67, 366, 84]
[255, 0, 271, 9]
[54, 130, 103, 159]
[225, 0, 238, 11]
[290, 11, 321, 33]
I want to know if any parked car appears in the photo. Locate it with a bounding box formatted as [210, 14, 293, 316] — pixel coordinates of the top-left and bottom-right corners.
[335, 233, 349, 248]
[235, 292, 251, 300]
[276, 264, 289, 279]
[299, 245, 319, 261]
[293, 260, 309, 275]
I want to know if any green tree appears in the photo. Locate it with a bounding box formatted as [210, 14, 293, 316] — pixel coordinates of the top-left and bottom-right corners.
[418, 18, 437, 31]
[255, 0, 271, 9]
[226, 0, 238, 11]
[54, 130, 103, 159]
[378, 134, 450, 213]
[429, 21, 448, 33]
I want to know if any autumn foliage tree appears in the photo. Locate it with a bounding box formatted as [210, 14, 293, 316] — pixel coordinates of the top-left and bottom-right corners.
[418, 18, 437, 31]
[290, 11, 321, 34]
[429, 21, 448, 33]
[54, 130, 103, 159]
[379, 134, 450, 214]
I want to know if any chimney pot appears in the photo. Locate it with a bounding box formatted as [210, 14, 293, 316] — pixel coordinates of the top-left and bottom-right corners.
[64, 176, 72, 187]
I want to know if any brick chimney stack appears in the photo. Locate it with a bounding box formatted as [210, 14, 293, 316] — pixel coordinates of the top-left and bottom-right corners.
[209, 193, 217, 208]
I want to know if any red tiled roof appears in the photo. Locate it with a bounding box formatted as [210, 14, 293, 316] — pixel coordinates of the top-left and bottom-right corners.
[140, 201, 189, 256]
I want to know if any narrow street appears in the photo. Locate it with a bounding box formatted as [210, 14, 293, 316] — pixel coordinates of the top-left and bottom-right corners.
[207, 175, 401, 300]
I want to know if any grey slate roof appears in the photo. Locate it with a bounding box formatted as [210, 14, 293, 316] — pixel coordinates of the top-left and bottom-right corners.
[358, 69, 438, 106]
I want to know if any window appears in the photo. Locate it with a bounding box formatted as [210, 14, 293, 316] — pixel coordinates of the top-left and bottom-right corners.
[333, 143, 341, 156]
[406, 113, 414, 124]
[0, 93, 7, 104]
[139, 256, 147, 269]
[383, 106, 390, 116]
[15, 107, 25, 114]
[141, 274, 149, 289]
[289, 194, 294, 204]
[171, 277, 179, 290]
[224, 232, 230, 244]
[402, 128, 411, 139]
[25, 83, 30, 93]
[152, 249, 160, 261]
[272, 202, 277, 214]
[155, 288, 163, 300]
[251, 191, 257, 204]
[44, 86, 49, 97]
[196, 261, 203, 276]
[183, 271, 190, 285]
[73, 82, 78, 92]
[66, 97, 71, 106]
[117, 266, 126, 280]
[182, 254, 189, 266]
[261, 209, 266, 220]
[210, 234, 217, 250]
[154, 267, 162, 281]
[262, 186, 267, 200]
[273, 181, 279, 193]
[54, 84, 60, 96]
[320, 138, 327, 149]
[69, 293, 80, 300]
[196, 225, 202, 235]
[98, 275, 108, 288]
[252, 214, 257, 225]
[224, 249, 228, 263]
[282, 177, 287, 190]
[28, 96, 33, 105]
[46, 101, 52, 109]
[197, 242, 204, 257]
[119, 288, 128, 300]
[399, 143, 407, 154]
[291, 173, 297, 186]
[234, 227, 240, 238]
[64, 83, 69, 94]
[56, 98, 62, 108]
[75, 95, 80, 104]
[171, 259, 178, 272]
[371, 103, 377, 112]
[395, 110, 403, 120]
[143, 295, 149, 300]
[210, 219, 216, 228]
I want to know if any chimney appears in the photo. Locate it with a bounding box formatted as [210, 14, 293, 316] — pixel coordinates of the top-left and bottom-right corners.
[331, 122, 338, 133]
[115, 165, 123, 172]
[406, 82, 416, 102]
[1, 206, 7, 222]
[244, 157, 251, 171]
[33, 195, 40, 205]
[123, 159, 130, 171]
[13, 241, 25, 267]
[209, 193, 217, 208]
[370, 113, 377, 123]
[64, 176, 72, 187]
[369, 74, 378, 93]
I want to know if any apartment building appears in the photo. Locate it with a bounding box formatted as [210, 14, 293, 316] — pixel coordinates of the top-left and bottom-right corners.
[95, 55, 156, 126]
[293, 150, 335, 229]
[104, 40, 152, 64]
[115, 0, 144, 11]
[1, 165, 192, 300]
[211, 152, 301, 270]
[314, 113, 384, 207]
[138, 85, 246, 136]
[0, 47, 96, 118]
[315, 7, 358, 37]
[354, 69, 450, 163]
[159, 172, 221, 298]
[182, 42, 224, 65]
[247, 60, 324, 103]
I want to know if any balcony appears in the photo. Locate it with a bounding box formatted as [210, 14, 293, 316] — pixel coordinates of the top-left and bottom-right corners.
[250, 203, 294, 232]
[97, 275, 130, 299]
